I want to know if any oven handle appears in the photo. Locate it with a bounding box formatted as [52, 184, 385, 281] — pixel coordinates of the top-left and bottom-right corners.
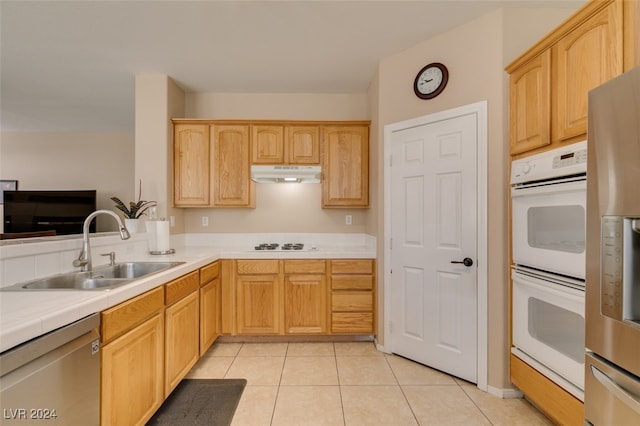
[590, 365, 640, 415]
[512, 269, 585, 298]
[511, 179, 586, 197]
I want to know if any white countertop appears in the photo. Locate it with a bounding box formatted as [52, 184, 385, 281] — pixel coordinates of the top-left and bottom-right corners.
[0, 241, 375, 353]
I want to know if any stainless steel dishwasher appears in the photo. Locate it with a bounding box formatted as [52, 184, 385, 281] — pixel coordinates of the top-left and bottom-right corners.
[0, 313, 100, 425]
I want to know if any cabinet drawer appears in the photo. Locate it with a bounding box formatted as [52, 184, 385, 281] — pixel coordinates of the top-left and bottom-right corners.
[332, 292, 373, 312]
[200, 261, 219, 285]
[283, 259, 326, 274]
[165, 271, 199, 306]
[237, 259, 279, 275]
[330, 259, 373, 274]
[331, 275, 373, 290]
[101, 286, 164, 343]
[331, 313, 373, 333]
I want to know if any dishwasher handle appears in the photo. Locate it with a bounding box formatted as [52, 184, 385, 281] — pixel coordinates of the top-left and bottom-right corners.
[0, 313, 100, 377]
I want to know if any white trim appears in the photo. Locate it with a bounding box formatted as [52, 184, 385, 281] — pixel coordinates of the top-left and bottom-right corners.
[487, 386, 524, 399]
[382, 100, 489, 392]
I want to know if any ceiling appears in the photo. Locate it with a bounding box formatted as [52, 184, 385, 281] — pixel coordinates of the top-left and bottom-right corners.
[1, 0, 583, 133]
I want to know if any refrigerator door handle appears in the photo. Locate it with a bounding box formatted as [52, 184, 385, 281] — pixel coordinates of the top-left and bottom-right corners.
[590, 365, 640, 415]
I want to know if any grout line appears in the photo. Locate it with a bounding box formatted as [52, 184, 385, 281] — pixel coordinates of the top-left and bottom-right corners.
[458, 381, 496, 426]
[333, 342, 348, 426]
[384, 353, 420, 426]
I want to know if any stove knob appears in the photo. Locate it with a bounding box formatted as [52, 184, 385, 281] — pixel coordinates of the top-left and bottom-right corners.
[521, 162, 531, 174]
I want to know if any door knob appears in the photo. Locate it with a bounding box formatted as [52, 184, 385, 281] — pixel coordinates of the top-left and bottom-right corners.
[451, 257, 473, 267]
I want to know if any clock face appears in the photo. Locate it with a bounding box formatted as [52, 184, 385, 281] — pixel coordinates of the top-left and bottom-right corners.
[413, 63, 448, 99]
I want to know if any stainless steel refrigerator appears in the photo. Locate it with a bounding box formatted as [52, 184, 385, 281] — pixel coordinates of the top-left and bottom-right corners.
[585, 65, 640, 425]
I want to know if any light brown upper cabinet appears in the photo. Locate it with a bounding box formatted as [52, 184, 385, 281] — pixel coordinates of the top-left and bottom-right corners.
[211, 124, 255, 208]
[173, 119, 368, 208]
[553, 1, 623, 144]
[251, 125, 285, 164]
[286, 126, 320, 164]
[173, 122, 254, 208]
[506, 0, 635, 157]
[174, 124, 210, 206]
[509, 50, 551, 155]
[322, 125, 369, 208]
[251, 124, 320, 165]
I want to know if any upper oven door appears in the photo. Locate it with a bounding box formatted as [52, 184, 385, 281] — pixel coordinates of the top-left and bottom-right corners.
[512, 178, 586, 279]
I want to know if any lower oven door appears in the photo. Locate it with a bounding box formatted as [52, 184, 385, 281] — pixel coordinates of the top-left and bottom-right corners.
[511, 178, 586, 279]
[512, 269, 585, 395]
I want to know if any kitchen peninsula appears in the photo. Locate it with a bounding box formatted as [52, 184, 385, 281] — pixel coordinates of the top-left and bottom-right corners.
[0, 232, 376, 352]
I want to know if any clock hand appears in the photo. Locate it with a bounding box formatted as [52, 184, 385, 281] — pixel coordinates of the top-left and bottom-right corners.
[426, 79, 433, 82]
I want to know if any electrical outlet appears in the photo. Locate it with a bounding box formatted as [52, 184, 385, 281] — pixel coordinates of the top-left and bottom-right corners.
[345, 214, 352, 225]
[202, 216, 209, 227]
[169, 216, 175, 227]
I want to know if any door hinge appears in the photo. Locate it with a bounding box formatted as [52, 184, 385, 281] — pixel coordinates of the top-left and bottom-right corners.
[390, 238, 392, 250]
[388, 322, 393, 334]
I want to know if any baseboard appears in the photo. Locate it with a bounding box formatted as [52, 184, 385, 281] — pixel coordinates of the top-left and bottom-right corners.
[487, 385, 523, 399]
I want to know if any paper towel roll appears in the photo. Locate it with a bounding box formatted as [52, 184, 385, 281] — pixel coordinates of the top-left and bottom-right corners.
[146, 220, 171, 253]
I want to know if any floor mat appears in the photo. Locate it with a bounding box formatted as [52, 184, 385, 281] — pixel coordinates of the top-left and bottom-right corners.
[147, 379, 247, 426]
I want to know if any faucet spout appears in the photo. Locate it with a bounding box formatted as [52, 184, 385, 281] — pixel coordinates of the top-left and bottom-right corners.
[73, 210, 130, 272]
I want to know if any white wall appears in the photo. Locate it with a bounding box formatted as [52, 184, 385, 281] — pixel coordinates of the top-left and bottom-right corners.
[0, 132, 134, 232]
[370, 6, 581, 390]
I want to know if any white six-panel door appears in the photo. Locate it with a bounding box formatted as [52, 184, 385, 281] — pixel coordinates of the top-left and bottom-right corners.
[389, 111, 478, 383]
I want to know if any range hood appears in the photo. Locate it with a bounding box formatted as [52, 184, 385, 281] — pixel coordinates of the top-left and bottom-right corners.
[251, 165, 321, 183]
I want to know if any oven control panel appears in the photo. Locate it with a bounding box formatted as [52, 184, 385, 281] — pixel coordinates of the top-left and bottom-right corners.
[601, 216, 623, 320]
[552, 148, 587, 169]
[511, 140, 587, 185]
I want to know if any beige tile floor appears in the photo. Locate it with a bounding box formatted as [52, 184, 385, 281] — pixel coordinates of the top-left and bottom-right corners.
[186, 341, 553, 426]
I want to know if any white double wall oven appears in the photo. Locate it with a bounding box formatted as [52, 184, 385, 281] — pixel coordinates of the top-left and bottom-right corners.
[510, 141, 587, 400]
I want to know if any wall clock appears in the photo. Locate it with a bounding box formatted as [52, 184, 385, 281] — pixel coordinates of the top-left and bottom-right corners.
[413, 62, 449, 99]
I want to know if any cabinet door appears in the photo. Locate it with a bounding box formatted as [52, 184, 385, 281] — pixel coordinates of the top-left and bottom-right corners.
[509, 50, 551, 155]
[553, 1, 623, 143]
[174, 124, 210, 206]
[322, 125, 369, 208]
[236, 274, 280, 334]
[165, 290, 199, 395]
[200, 277, 219, 356]
[211, 124, 253, 207]
[284, 274, 326, 334]
[286, 126, 320, 164]
[101, 313, 164, 426]
[252, 125, 284, 164]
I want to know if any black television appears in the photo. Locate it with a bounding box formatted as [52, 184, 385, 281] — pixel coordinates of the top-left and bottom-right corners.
[3, 190, 97, 235]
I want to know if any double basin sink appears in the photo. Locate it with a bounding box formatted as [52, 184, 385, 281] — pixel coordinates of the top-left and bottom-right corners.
[3, 262, 185, 291]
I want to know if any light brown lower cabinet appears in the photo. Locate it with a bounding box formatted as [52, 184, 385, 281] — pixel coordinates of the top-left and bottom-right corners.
[227, 258, 374, 335]
[330, 259, 375, 334]
[510, 354, 583, 425]
[284, 259, 327, 334]
[164, 271, 200, 396]
[100, 287, 165, 426]
[199, 261, 220, 356]
[235, 260, 281, 334]
[164, 290, 199, 395]
[101, 266, 213, 425]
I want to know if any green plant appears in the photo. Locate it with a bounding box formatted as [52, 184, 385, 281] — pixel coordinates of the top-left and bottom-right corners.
[110, 180, 157, 219]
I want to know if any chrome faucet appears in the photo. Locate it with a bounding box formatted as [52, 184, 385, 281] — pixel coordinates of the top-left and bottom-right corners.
[73, 210, 130, 272]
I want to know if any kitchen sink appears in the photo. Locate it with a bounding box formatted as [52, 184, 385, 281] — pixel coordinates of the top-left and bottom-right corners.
[22, 276, 132, 291]
[2, 261, 185, 291]
[91, 262, 184, 280]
